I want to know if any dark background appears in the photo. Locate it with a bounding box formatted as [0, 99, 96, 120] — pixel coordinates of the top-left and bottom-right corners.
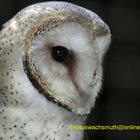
[0, 0, 140, 140]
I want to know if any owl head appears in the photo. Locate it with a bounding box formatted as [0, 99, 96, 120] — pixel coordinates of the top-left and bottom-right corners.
[5, 2, 110, 115]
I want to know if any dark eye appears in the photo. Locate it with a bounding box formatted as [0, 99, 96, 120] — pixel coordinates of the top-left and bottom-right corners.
[51, 46, 70, 63]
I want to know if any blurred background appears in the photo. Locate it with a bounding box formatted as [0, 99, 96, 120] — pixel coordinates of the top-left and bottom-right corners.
[0, 0, 140, 140]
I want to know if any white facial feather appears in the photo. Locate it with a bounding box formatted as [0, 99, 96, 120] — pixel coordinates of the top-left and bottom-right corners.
[0, 1, 111, 140]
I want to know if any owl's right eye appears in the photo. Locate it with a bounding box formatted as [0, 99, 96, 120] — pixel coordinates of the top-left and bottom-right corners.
[51, 46, 71, 63]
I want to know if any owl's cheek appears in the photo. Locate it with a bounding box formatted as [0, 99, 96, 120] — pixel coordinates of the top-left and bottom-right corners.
[23, 53, 101, 115]
[45, 76, 99, 115]
[45, 77, 80, 105]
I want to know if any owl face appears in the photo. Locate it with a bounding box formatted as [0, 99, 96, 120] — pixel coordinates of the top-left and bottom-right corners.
[19, 2, 111, 115]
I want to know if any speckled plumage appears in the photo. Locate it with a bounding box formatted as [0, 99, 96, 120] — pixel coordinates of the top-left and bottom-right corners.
[0, 1, 111, 140]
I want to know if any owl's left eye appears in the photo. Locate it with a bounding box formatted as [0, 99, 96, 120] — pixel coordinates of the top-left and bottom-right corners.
[51, 46, 71, 63]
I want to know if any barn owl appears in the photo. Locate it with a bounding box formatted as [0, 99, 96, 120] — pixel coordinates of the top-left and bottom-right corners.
[0, 1, 111, 140]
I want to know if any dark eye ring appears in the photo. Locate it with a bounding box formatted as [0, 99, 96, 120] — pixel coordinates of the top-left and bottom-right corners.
[51, 46, 71, 63]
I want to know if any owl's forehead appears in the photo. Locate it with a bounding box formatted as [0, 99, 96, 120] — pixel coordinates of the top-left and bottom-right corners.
[24, 15, 93, 52]
[40, 22, 93, 51]
[15, 1, 109, 42]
